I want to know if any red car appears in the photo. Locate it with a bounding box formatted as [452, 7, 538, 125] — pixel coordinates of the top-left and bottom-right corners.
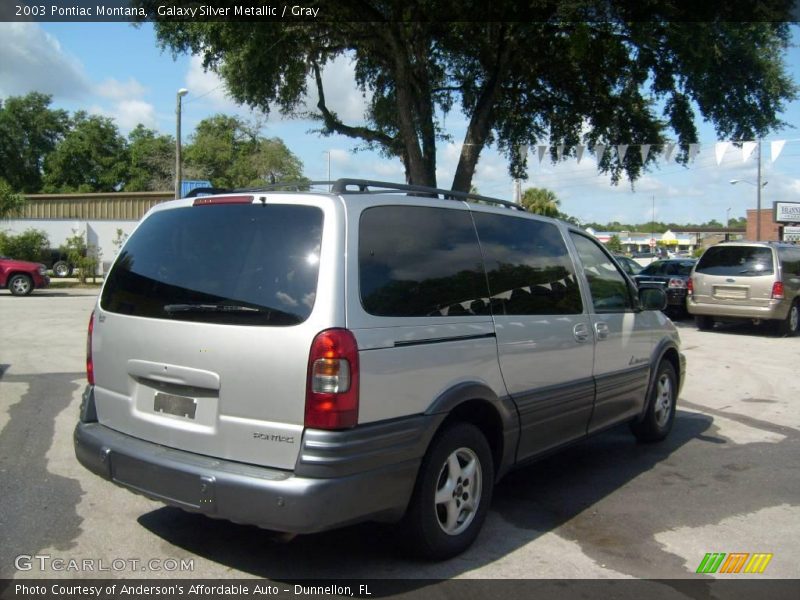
[0, 256, 50, 296]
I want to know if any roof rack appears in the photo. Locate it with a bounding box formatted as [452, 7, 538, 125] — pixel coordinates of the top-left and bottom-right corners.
[183, 179, 524, 211]
[329, 179, 524, 211]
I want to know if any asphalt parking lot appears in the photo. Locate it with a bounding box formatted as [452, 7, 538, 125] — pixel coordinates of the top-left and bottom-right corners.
[1, 289, 798, 583]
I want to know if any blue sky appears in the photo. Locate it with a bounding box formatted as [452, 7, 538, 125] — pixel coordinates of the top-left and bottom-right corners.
[1, 20, 798, 225]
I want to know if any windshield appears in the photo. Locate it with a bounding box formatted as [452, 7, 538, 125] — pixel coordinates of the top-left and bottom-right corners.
[695, 246, 774, 277]
[101, 203, 324, 325]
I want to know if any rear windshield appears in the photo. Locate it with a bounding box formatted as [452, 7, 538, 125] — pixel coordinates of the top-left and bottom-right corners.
[695, 246, 774, 277]
[101, 203, 323, 325]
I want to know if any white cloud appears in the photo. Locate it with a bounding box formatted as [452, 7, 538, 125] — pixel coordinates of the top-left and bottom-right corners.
[0, 22, 91, 99]
[95, 77, 147, 101]
[113, 100, 158, 130]
[185, 55, 240, 111]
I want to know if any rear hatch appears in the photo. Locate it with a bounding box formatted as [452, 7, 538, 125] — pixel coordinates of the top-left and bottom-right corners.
[93, 196, 337, 470]
[692, 245, 776, 308]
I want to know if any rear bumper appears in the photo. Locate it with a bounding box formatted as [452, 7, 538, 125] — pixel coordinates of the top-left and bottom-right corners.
[74, 417, 432, 534]
[687, 298, 787, 321]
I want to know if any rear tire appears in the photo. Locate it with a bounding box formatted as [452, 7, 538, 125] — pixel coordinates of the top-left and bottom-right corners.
[52, 261, 72, 278]
[695, 315, 714, 331]
[8, 274, 33, 296]
[399, 422, 494, 560]
[631, 361, 677, 443]
[775, 301, 799, 337]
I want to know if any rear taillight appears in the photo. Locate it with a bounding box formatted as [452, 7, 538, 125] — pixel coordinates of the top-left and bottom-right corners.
[668, 278, 687, 289]
[687, 278, 694, 296]
[305, 329, 359, 429]
[192, 195, 253, 206]
[86, 310, 95, 385]
[772, 282, 785, 300]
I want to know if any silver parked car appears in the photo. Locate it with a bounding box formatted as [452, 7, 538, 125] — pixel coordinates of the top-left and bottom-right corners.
[74, 179, 685, 559]
[687, 241, 800, 336]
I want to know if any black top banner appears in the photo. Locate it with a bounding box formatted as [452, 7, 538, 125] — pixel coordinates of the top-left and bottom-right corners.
[2, 0, 799, 23]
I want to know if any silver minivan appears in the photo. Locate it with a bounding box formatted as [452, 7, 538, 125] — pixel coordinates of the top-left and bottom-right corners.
[74, 180, 685, 559]
[687, 242, 800, 336]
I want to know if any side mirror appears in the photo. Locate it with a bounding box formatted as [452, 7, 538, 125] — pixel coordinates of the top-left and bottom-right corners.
[639, 286, 668, 311]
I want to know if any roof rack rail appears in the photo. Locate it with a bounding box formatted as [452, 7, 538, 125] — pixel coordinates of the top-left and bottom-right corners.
[183, 179, 524, 211]
[330, 179, 524, 211]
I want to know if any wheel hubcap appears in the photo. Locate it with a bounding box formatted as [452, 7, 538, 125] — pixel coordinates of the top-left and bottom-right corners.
[654, 374, 673, 428]
[434, 447, 482, 536]
[790, 305, 799, 332]
[12, 279, 30, 294]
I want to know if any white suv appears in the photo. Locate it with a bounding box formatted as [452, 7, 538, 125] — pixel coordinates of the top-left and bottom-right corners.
[75, 180, 684, 559]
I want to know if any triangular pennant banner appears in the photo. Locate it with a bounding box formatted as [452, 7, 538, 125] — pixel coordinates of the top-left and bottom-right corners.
[640, 144, 651, 163]
[595, 144, 606, 164]
[771, 140, 786, 162]
[575, 145, 585, 164]
[663, 143, 676, 162]
[714, 142, 729, 165]
[556, 144, 564, 160]
[741, 141, 757, 162]
[617, 145, 629, 162]
[688, 144, 700, 162]
[537, 145, 548, 164]
[517, 144, 529, 162]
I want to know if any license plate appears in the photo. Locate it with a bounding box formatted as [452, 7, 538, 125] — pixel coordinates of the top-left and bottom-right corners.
[714, 286, 747, 299]
[154, 392, 197, 419]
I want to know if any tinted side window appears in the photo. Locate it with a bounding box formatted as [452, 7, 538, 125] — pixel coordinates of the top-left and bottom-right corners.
[696, 246, 774, 276]
[359, 206, 489, 317]
[101, 204, 323, 325]
[472, 213, 583, 315]
[779, 248, 800, 277]
[570, 233, 634, 313]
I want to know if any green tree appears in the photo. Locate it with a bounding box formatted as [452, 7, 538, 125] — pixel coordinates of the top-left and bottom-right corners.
[520, 187, 561, 217]
[0, 92, 69, 193]
[185, 115, 305, 187]
[126, 125, 174, 191]
[140, 2, 796, 192]
[0, 178, 26, 219]
[607, 234, 623, 253]
[0, 228, 49, 262]
[43, 112, 128, 193]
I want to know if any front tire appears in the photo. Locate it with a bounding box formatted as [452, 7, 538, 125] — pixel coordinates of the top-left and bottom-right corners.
[400, 422, 494, 560]
[8, 274, 33, 296]
[631, 361, 677, 443]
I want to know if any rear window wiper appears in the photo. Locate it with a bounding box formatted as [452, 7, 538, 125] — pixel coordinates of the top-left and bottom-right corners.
[163, 302, 302, 325]
[164, 303, 265, 314]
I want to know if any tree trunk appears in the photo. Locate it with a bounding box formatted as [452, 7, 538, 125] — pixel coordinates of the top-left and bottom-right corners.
[451, 28, 511, 193]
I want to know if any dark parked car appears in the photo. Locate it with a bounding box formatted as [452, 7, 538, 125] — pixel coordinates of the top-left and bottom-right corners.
[0, 256, 50, 295]
[634, 259, 697, 318]
[43, 248, 77, 277]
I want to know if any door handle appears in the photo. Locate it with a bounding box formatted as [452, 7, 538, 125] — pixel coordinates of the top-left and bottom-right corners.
[573, 323, 591, 343]
[594, 322, 610, 341]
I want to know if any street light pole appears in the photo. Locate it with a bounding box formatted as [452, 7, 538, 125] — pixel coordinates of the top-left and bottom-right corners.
[756, 138, 762, 240]
[175, 88, 188, 199]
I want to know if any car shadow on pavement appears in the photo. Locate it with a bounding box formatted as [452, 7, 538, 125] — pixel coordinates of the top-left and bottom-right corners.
[137, 409, 720, 584]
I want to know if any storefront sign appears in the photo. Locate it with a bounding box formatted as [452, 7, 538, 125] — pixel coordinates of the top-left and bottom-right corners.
[774, 202, 800, 223]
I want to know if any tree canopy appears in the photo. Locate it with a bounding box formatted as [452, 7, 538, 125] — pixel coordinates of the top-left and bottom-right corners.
[0, 92, 69, 193]
[43, 112, 129, 193]
[520, 187, 561, 217]
[141, 1, 797, 192]
[186, 115, 306, 188]
[0, 93, 307, 194]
